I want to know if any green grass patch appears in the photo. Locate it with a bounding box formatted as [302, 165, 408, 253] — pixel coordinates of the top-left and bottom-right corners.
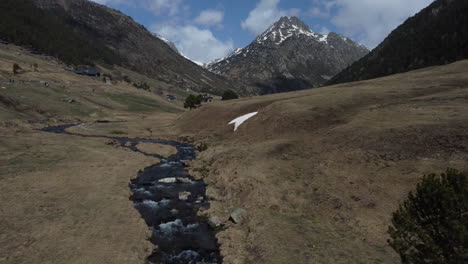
[109, 93, 181, 113]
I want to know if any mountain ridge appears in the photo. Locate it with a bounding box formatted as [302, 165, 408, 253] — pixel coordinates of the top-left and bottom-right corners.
[206, 16, 369, 95]
[327, 0, 468, 85]
[4, 0, 236, 95]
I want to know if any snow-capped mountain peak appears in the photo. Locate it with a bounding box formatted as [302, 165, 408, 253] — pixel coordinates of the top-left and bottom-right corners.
[256, 16, 327, 45]
[205, 16, 369, 95]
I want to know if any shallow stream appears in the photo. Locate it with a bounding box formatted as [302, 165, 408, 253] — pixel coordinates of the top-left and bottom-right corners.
[40, 124, 221, 264]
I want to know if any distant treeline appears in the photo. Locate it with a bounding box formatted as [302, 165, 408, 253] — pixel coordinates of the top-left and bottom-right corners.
[0, 0, 125, 66]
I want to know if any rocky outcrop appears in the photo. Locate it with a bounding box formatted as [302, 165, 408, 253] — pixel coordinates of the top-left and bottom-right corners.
[229, 208, 248, 224]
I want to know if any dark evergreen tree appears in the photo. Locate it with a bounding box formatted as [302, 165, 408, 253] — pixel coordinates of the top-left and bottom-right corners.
[221, 90, 239, 101]
[388, 168, 468, 264]
[184, 94, 203, 109]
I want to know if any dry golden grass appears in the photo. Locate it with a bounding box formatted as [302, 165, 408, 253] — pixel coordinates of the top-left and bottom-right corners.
[136, 142, 178, 157]
[176, 60, 468, 264]
[0, 128, 157, 264]
[2, 42, 468, 264]
[0, 44, 183, 264]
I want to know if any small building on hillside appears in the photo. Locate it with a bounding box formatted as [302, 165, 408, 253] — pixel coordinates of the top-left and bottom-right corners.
[201, 93, 214, 102]
[166, 94, 177, 101]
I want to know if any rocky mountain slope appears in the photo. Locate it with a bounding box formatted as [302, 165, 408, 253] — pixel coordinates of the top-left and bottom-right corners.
[206, 16, 369, 95]
[153, 33, 181, 55]
[328, 0, 468, 85]
[5, 0, 234, 95]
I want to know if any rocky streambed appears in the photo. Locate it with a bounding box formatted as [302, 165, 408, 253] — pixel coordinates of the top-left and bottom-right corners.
[40, 124, 221, 264]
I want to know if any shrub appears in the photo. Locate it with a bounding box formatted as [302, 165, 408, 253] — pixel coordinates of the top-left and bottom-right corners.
[13, 63, 21, 74]
[184, 94, 203, 109]
[388, 168, 467, 264]
[221, 89, 239, 101]
[133, 82, 150, 91]
[197, 143, 208, 152]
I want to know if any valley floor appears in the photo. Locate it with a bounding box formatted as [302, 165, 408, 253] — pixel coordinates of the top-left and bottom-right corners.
[1, 43, 468, 264]
[0, 115, 186, 264]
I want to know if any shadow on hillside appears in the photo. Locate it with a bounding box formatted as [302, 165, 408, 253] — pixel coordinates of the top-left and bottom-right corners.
[255, 76, 312, 95]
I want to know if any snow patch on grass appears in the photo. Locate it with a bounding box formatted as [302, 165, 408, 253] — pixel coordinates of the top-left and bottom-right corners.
[228, 112, 258, 131]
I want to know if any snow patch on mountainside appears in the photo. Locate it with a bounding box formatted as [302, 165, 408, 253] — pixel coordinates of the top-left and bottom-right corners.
[153, 33, 204, 66]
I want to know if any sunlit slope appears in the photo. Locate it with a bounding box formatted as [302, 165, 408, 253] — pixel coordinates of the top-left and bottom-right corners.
[0, 44, 182, 125]
[175, 60, 468, 264]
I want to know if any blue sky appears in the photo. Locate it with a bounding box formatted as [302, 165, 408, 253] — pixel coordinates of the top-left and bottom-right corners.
[91, 0, 433, 64]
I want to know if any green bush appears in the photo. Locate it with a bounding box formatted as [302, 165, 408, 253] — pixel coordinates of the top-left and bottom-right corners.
[221, 89, 239, 101]
[197, 142, 208, 152]
[184, 94, 203, 109]
[388, 168, 467, 264]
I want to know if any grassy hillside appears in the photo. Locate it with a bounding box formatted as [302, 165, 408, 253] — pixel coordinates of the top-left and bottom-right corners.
[175, 60, 468, 263]
[1, 34, 467, 263]
[0, 0, 237, 95]
[0, 0, 124, 66]
[0, 43, 187, 264]
[328, 0, 468, 85]
[0, 43, 183, 124]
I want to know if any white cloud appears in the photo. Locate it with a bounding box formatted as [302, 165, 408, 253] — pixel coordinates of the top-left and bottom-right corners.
[241, 0, 299, 35]
[194, 9, 224, 27]
[90, 0, 125, 4]
[153, 24, 234, 64]
[311, 0, 434, 48]
[146, 0, 183, 16]
[307, 7, 329, 18]
[91, 0, 183, 16]
[319, 26, 330, 35]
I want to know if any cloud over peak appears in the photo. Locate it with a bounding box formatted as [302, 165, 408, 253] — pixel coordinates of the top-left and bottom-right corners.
[195, 9, 224, 27]
[153, 24, 233, 64]
[312, 0, 433, 48]
[241, 0, 299, 35]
